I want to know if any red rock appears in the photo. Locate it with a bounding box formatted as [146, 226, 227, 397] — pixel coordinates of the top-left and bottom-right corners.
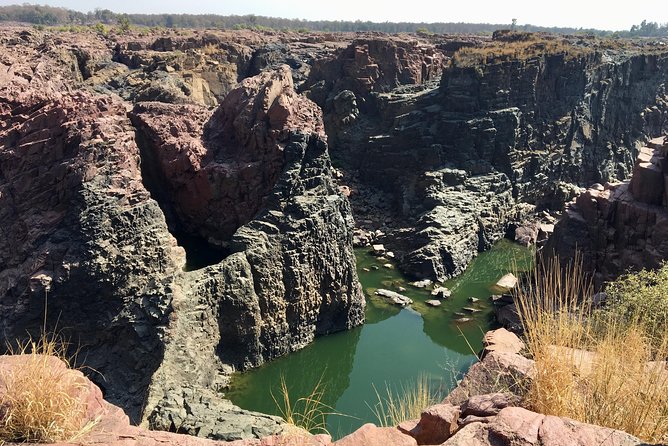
[333, 423, 416, 446]
[408, 403, 459, 444]
[130, 65, 326, 244]
[482, 328, 525, 356]
[460, 392, 520, 417]
[546, 138, 668, 286]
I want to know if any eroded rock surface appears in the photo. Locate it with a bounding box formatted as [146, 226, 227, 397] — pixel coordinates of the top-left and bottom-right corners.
[546, 136, 668, 285]
[0, 26, 363, 441]
[322, 39, 668, 281]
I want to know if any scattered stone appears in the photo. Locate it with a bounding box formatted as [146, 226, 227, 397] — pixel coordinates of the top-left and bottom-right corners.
[398, 286, 407, 292]
[514, 222, 539, 247]
[386, 251, 396, 258]
[467, 297, 479, 303]
[426, 299, 442, 307]
[383, 263, 394, 269]
[494, 273, 517, 292]
[463, 307, 482, 313]
[375, 289, 413, 306]
[454, 317, 472, 323]
[412, 279, 433, 288]
[372, 244, 386, 255]
[362, 267, 371, 272]
[432, 286, 452, 298]
[371, 265, 380, 270]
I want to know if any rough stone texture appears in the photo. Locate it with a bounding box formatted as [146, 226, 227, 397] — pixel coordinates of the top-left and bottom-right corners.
[442, 407, 643, 446]
[322, 42, 668, 281]
[0, 87, 184, 422]
[482, 328, 525, 356]
[130, 65, 325, 244]
[0, 355, 327, 446]
[444, 351, 535, 406]
[459, 392, 521, 417]
[408, 403, 460, 444]
[304, 37, 445, 111]
[332, 423, 417, 446]
[0, 27, 364, 441]
[545, 136, 668, 286]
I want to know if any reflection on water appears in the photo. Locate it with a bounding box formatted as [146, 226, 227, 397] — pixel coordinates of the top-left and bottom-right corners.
[226, 239, 533, 439]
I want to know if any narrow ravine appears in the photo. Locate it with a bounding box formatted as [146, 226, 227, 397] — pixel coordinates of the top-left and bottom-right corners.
[226, 238, 533, 439]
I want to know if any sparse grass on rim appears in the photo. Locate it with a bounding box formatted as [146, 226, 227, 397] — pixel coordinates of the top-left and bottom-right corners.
[368, 374, 439, 427]
[515, 254, 668, 443]
[0, 331, 99, 443]
[271, 373, 346, 436]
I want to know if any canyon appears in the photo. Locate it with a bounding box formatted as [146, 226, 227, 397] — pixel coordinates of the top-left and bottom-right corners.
[1, 23, 667, 442]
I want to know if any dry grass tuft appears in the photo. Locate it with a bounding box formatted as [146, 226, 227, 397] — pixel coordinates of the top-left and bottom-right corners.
[515, 255, 668, 443]
[369, 374, 438, 427]
[0, 333, 96, 443]
[272, 374, 338, 435]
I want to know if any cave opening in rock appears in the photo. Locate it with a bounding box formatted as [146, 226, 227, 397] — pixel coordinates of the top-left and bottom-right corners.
[133, 124, 230, 271]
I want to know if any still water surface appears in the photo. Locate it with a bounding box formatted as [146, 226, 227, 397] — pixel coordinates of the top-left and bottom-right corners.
[226, 239, 532, 438]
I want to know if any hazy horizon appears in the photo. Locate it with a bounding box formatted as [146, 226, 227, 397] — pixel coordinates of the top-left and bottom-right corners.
[1, 0, 667, 31]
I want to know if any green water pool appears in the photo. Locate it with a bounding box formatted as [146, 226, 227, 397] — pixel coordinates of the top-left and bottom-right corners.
[225, 239, 532, 438]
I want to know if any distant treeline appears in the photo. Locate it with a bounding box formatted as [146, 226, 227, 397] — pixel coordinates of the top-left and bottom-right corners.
[1, 4, 667, 37]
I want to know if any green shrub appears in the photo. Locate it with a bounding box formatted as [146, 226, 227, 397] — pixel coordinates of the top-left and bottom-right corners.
[602, 262, 668, 347]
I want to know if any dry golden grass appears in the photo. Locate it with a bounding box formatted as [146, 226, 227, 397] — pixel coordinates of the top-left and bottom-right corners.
[271, 374, 339, 435]
[369, 374, 437, 427]
[453, 37, 591, 67]
[0, 333, 96, 443]
[515, 255, 668, 443]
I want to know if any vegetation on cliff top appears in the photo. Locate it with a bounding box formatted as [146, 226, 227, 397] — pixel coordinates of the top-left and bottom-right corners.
[516, 258, 668, 443]
[1, 4, 667, 36]
[452, 31, 667, 66]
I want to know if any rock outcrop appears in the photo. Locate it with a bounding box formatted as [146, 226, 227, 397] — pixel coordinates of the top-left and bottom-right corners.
[0, 27, 364, 440]
[303, 36, 445, 112]
[545, 135, 668, 285]
[0, 355, 330, 446]
[323, 38, 668, 281]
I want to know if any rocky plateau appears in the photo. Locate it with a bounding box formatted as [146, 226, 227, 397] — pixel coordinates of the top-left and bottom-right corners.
[1, 23, 668, 443]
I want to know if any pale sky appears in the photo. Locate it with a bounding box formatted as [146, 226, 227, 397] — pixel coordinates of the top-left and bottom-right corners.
[2, 0, 667, 31]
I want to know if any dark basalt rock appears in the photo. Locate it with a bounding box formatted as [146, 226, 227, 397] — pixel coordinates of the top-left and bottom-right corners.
[0, 29, 364, 441]
[325, 47, 668, 281]
[545, 136, 668, 287]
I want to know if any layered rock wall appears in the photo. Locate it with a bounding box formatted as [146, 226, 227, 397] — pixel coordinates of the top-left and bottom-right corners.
[545, 136, 668, 285]
[321, 45, 668, 281]
[0, 29, 364, 440]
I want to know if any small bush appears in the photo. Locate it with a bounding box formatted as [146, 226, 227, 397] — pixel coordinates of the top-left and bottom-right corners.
[369, 374, 439, 427]
[0, 334, 95, 443]
[602, 262, 668, 347]
[92, 22, 107, 36]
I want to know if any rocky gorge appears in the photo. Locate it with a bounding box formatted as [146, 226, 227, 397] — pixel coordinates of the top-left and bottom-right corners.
[1, 22, 668, 444]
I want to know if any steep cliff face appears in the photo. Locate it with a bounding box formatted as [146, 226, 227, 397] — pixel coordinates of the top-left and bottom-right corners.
[0, 28, 364, 440]
[323, 44, 668, 281]
[303, 37, 445, 113]
[545, 136, 668, 286]
[0, 87, 185, 422]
